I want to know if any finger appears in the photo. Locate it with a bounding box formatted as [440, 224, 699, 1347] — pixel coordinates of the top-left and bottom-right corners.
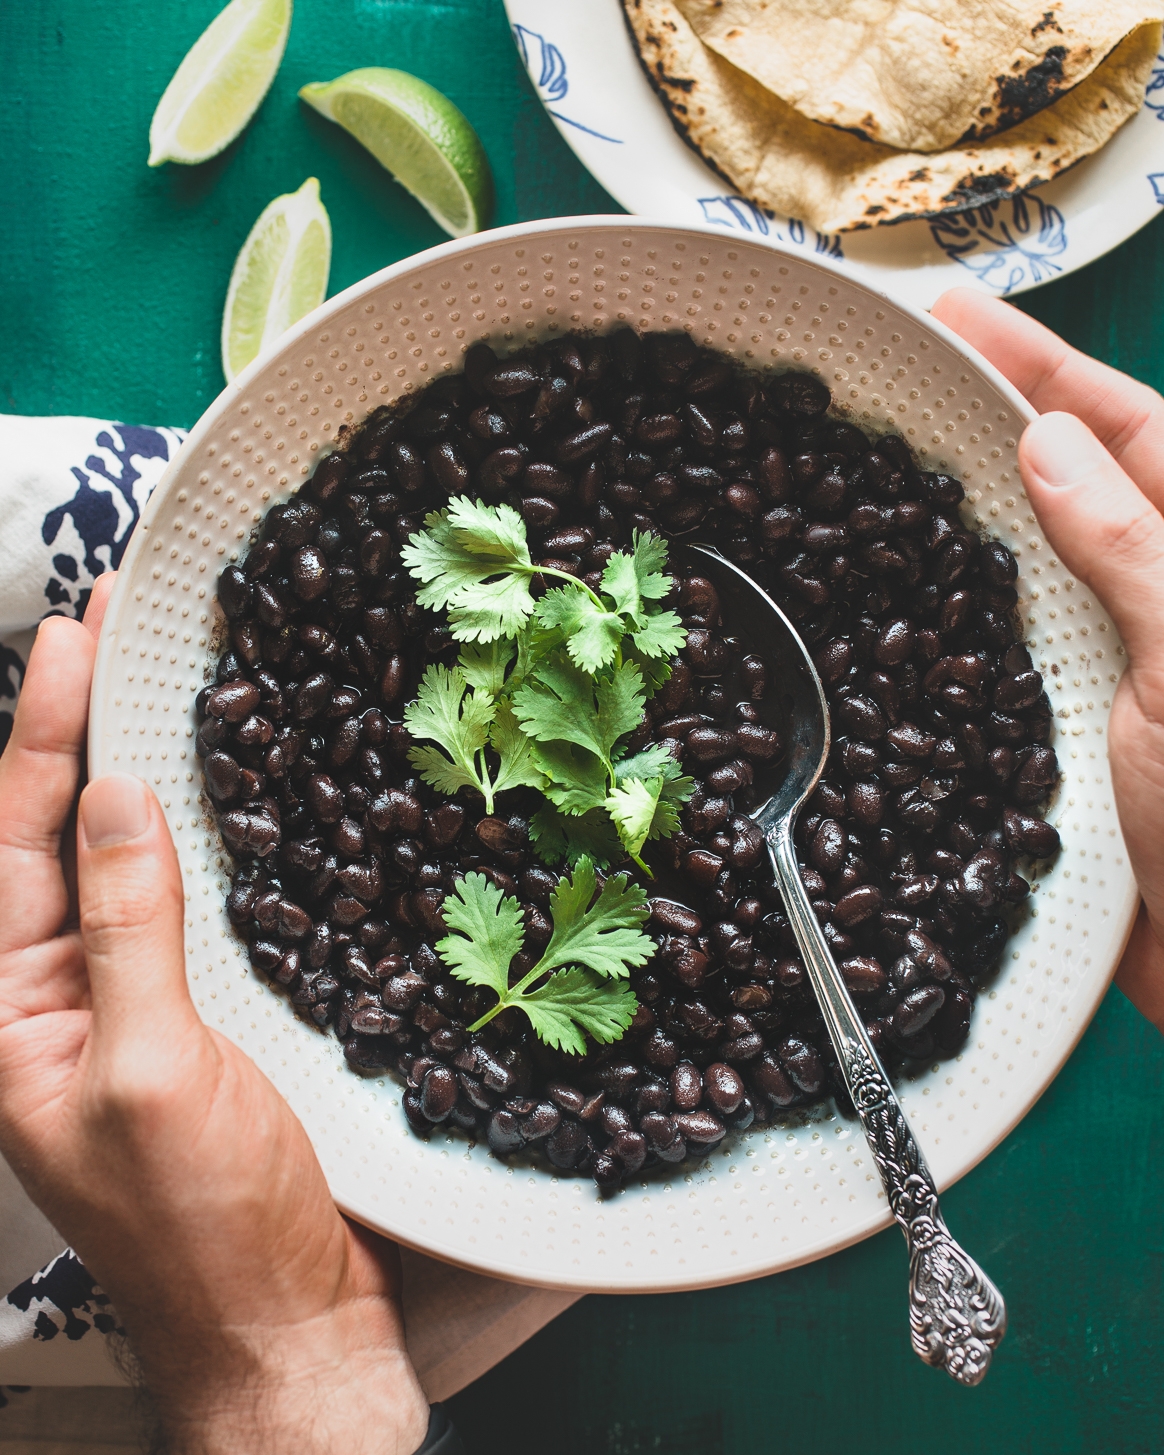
[1115, 901, 1164, 1034]
[932, 288, 1164, 510]
[1018, 413, 1164, 668]
[83, 572, 116, 640]
[0, 618, 95, 953]
[76, 775, 197, 1045]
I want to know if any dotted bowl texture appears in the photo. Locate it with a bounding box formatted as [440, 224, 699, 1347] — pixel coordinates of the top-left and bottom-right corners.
[88, 218, 1138, 1293]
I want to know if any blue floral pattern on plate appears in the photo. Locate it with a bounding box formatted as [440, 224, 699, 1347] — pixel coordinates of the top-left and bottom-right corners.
[697, 195, 845, 258]
[929, 194, 1068, 294]
[1144, 52, 1164, 120]
[512, 25, 623, 144]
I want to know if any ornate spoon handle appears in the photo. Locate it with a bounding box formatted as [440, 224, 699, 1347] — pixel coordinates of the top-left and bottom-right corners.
[766, 823, 1007, 1385]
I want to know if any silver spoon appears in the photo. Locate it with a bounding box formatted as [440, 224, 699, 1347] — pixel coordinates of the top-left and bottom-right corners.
[685, 543, 1006, 1386]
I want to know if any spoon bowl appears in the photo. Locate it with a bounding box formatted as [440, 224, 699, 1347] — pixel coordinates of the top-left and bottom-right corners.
[679, 544, 830, 831]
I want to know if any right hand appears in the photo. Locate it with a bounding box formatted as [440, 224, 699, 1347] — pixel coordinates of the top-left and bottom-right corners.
[933, 289, 1164, 1032]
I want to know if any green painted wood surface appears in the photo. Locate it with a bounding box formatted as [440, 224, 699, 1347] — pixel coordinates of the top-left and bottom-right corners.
[2, 3, 1161, 1448]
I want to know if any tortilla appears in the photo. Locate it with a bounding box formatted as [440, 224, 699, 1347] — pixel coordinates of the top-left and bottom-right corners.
[679, 0, 1164, 153]
[622, 0, 1160, 231]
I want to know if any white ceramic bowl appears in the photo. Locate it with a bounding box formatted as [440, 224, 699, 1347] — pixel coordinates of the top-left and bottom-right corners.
[88, 217, 1138, 1293]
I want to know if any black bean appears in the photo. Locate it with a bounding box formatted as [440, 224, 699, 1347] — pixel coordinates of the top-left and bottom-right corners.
[995, 671, 1043, 711]
[841, 956, 887, 994]
[1002, 806, 1060, 857]
[810, 818, 847, 874]
[544, 1118, 587, 1168]
[885, 722, 936, 760]
[778, 1036, 825, 1094]
[218, 565, 252, 620]
[981, 538, 1018, 585]
[556, 423, 612, 464]
[479, 445, 527, 493]
[753, 1052, 797, 1105]
[674, 1109, 726, 1144]
[736, 723, 781, 761]
[670, 1063, 702, 1110]
[874, 617, 914, 665]
[483, 360, 540, 397]
[205, 750, 241, 803]
[707, 759, 753, 793]
[833, 884, 882, 926]
[893, 985, 946, 1037]
[208, 680, 260, 722]
[368, 788, 423, 834]
[704, 1062, 744, 1115]
[685, 725, 737, 763]
[650, 899, 703, 936]
[836, 694, 886, 741]
[420, 1065, 457, 1122]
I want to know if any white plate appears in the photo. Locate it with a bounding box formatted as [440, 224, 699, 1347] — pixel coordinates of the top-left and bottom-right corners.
[506, 0, 1164, 309]
[89, 216, 1137, 1292]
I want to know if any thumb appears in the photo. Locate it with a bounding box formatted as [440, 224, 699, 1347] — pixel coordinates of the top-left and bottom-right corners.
[77, 774, 198, 1047]
[1019, 412, 1164, 668]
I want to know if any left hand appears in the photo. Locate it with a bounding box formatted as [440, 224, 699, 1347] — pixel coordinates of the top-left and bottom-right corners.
[0, 575, 429, 1455]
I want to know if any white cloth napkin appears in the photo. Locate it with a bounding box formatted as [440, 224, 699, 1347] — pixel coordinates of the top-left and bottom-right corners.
[0, 413, 577, 1392]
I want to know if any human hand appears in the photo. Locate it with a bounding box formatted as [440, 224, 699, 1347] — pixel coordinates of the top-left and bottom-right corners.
[932, 289, 1164, 1033]
[0, 576, 429, 1455]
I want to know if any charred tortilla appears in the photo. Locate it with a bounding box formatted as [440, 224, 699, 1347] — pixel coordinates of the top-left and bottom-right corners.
[623, 0, 1160, 231]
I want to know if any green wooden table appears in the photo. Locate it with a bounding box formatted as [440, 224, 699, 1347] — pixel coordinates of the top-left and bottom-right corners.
[4, 3, 1162, 1449]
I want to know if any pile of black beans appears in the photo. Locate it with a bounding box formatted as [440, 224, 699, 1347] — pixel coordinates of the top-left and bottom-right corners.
[196, 327, 1061, 1194]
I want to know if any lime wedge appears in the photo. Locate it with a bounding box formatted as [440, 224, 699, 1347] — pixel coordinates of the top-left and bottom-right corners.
[221, 178, 331, 382]
[149, 0, 292, 167]
[299, 68, 493, 237]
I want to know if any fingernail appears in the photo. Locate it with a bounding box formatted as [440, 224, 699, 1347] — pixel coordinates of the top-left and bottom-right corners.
[1023, 412, 1110, 488]
[81, 774, 152, 848]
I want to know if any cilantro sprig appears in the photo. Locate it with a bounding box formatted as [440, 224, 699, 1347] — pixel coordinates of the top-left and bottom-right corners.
[437, 858, 648, 1055]
[401, 501, 693, 869]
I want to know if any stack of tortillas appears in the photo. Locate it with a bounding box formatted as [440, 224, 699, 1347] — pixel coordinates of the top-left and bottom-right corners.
[622, 0, 1164, 231]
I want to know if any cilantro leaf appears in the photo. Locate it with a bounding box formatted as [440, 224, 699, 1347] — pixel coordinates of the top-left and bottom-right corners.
[512, 655, 609, 763]
[513, 656, 645, 777]
[459, 637, 516, 695]
[444, 495, 532, 562]
[629, 530, 673, 601]
[600, 530, 672, 623]
[531, 740, 609, 815]
[529, 805, 623, 868]
[488, 699, 544, 797]
[539, 856, 653, 979]
[437, 861, 644, 1055]
[606, 765, 694, 865]
[614, 743, 681, 783]
[605, 778, 664, 864]
[407, 743, 484, 799]
[537, 584, 624, 672]
[623, 640, 674, 696]
[599, 550, 643, 623]
[521, 968, 638, 1055]
[402, 497, 536, 643]
[632, 607, 686, 661]
[594, 660, 646, 759]
[436, 872, 525, 994]
[403, 664, 494, 802]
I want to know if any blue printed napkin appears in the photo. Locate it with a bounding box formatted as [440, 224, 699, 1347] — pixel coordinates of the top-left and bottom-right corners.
[0, 415, 185, 750]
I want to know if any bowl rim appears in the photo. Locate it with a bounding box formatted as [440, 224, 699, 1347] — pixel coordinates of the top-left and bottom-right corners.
[89, 215, 1140, 1291]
